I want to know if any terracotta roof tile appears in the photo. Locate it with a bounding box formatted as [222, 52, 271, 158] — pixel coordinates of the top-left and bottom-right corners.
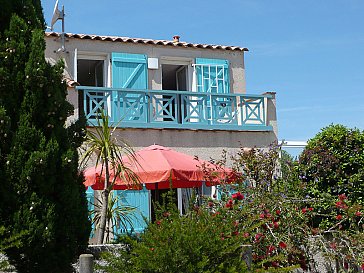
[45, 32, 249, 52]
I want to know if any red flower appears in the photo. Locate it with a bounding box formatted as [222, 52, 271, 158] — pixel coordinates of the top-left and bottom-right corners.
[276, 209, 281, 215]
[279, 241, 287, 249]
[156, 220, 162, 225]
[361, 264, 364, 270]
[336, 214, 343, 220]
[232, 192, 244, 200]
[243, 232, 250, 238]
[271, 261, 279, 268]
[259, 213, 265, 219]
[273, 221, 279, 229]
[338, 194, 347, 201]
[232, 231, 239, 236]
[335, 201, 348, 210]
[254, 233, 264, 242]
[225, 199, 234, 209]
[150, 248, 155, 251]
[301, 208, 307, 214]
[308, 207, 313, 211]
[267, 245, 276, 254]
[208, 201, 214, 207]
[355, 211, 362, 217]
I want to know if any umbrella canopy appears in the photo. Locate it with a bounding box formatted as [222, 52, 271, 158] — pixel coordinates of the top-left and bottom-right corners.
[84, 144, 233, 190]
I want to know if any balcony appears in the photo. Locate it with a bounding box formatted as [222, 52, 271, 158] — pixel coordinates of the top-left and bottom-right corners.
[77, 86, 273, 131]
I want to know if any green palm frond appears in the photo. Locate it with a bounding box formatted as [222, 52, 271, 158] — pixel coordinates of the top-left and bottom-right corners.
[90, 193, 139, 241]
[80, 110, 141, 243]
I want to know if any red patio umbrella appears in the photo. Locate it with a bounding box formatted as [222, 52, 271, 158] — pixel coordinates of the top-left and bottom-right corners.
[84, 144, 233, 190]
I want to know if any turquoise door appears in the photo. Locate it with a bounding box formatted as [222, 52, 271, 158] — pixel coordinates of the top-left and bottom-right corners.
[195, 58, 230, 94]
[195, 58, 233, 124]
[114, 188, 150, 234]
[85, 187, 95, 238]
[111, 52, 148, 123]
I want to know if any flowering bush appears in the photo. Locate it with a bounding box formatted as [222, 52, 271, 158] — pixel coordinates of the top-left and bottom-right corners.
[100, 144, 364, 272]
[204, 145, 364, 272]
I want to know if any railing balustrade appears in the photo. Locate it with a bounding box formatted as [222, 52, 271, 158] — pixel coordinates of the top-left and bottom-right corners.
[77, 86, 273, 131]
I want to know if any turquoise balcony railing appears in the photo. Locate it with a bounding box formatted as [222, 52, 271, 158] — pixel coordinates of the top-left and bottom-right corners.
[77, 86, 273, 131]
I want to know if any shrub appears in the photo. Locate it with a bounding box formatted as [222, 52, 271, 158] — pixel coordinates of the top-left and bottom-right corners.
[299, 124, 364, 205]
[101, 195, 249, 273]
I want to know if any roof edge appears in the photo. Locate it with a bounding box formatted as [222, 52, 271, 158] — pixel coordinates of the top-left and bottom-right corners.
[45, 32, 249, 52]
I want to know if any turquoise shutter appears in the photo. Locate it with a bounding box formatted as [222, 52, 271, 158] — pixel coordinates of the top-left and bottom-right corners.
[85, 187, 95, 238]
[195, 58, 230, 94]
[111, 53, 148, 123]
[195, 58, 231, 123]
[114, 188, 150, 234]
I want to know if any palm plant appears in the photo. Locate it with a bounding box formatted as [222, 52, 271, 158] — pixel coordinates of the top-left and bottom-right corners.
[90, 193, 138, 243]
[81, 111, 140, 244]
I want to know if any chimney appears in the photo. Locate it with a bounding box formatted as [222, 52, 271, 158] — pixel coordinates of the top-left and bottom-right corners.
[173, 35, 180, 43]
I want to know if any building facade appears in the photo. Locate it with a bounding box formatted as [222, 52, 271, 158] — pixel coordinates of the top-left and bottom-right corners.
[44, 32, 278, 239]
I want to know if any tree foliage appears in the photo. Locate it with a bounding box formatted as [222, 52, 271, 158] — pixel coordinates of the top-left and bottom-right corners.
[299, 124, 364, 205]
[0, 1, 90, 272]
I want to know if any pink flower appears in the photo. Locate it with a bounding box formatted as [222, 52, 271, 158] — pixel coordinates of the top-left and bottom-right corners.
[355, 211, 362, 217]
[225, 199, 234, 209]
[254, 233, 264, 242]
[267, 245, 276, 254]
[259, 213, 265, 219]
[232, 192, 244, 200]
[336, 214, 343, 220]
[243, 232, 250, 238]
[330, 242, 337, 250]
[338, 194, 347, 201]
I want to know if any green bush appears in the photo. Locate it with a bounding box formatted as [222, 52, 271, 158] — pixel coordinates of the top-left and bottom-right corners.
[101, 197, 249, 273]
[299, 124, 364, 205]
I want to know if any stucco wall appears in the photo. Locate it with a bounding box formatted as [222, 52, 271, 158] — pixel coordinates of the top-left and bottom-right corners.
[45, 35, 277, 160]
[45, 36, 246, 93]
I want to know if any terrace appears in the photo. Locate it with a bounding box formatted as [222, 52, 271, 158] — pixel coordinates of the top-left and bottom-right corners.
[77, 86, 274, 131]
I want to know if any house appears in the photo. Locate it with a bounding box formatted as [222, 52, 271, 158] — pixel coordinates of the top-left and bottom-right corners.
[44, 32, 278, 240]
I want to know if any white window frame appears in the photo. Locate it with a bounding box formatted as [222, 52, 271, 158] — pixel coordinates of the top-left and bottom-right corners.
[160, 56, 194, 92]
[74, 50, 111, 87]
[74, 50, 112, 116]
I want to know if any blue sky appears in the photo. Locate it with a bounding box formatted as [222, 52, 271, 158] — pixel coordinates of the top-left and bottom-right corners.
[41, 0, 364, 142]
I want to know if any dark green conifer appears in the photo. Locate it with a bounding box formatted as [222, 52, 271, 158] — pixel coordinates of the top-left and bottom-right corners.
[0, 1, 90, 272]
